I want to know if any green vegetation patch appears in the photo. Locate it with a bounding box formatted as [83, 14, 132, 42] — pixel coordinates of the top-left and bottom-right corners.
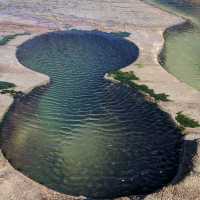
[0, 32, 30, 46]
[0, 82, 24, 98]
[133, 83, 169, 102]
[109, 70, 139, 83]
[0, 81, 15, 90]
[109, 70, 170, 102]
[175, 112, 200, 128]
[0, 89, 24, 98]
[110, 32, 131, 38]
[135, 63, 144, 68]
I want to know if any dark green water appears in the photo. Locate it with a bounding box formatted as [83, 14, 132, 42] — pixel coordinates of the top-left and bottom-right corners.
[0, 31, 182, 198]
[145, 0, 200, 90]
[0, 81, 15, 90]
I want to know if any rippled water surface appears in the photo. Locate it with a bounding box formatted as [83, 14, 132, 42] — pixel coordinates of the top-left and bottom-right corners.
[0, 31, 182, 198]
[145, 0, 200, 90]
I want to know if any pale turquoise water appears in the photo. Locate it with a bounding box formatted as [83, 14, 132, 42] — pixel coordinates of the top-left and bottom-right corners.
[0, 31, 182, 198]
[145, 0, 200, 90]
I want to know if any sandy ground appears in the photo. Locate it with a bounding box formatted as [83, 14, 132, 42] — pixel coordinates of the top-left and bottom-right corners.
[0, 0, 200, 199]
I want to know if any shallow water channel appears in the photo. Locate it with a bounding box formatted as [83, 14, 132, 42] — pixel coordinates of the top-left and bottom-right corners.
[0, 31, 182, 198]
[145, 0, 200, 90]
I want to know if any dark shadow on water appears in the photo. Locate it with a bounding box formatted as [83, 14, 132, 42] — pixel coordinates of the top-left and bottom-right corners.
[172, 139, 198, 184]
[110, 32, 131, 38]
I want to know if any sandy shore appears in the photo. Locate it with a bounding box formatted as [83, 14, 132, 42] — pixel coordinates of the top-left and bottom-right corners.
[0, 0, 200, 199]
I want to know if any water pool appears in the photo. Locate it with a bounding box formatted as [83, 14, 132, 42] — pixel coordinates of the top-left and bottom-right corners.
[0, 30, 182, 198]
[145, 0, 200, 90]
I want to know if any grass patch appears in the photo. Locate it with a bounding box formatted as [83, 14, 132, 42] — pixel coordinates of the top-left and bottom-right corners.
[109, 70, 139, 83]
[0, 89, 24, 98]
[109, 70, 170, 102]
[0, 89, 17, 96]
[0, 32, 30, 45]
[0, 81, 15, 90]
[135, 63, 144, 68]
[110, 32, 131, 38]
[132, 83, 169, 102]
[175, 112, 200, 128]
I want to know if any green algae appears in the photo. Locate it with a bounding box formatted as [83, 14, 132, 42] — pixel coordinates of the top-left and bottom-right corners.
[110, 70, 170, 102]
[135, 63, 145, 68]
[0, 81, 15, 90]
[0, 32, 30, 46]
[176, 111, 200, 128]
[110, 32, 131, 38]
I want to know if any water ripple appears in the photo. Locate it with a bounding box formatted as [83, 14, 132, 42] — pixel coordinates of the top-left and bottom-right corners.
[0, 30, 182, 199]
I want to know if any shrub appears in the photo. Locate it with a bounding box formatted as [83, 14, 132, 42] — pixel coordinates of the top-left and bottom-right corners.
[109, 70, 170, 102]
[0, 32, 30, 45]
[175, 112, 200, 128]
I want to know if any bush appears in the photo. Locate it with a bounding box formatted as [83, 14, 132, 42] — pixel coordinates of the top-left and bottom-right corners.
[109, 70, 170, 102]
[0, 32, 30, 45]
[176, 112, 200, 128]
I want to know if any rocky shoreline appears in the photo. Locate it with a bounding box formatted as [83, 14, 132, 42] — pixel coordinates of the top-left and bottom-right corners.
[0, 0, 200, 199]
